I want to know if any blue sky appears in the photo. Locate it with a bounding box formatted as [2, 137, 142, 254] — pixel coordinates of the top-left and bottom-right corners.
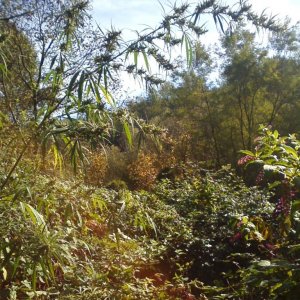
[91, 0, 300, 97]
[92, 0, 299, 36]
[92, 0, 163, 33]
[92, 0, 300, 59]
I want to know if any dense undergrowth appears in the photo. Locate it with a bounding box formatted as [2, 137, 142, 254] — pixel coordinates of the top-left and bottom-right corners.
[1, 128, 300, 299]
[1, 1, 300, 299]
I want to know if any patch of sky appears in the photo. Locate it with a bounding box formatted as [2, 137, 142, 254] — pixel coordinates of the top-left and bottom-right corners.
[91, 0, 300, 100]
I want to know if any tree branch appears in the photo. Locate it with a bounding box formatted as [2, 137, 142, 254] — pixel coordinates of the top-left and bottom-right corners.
[0, 11, 33, 22]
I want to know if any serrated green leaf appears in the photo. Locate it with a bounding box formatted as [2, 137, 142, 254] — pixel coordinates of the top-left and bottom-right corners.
[50, 54, 58, 69]
[100, 85, 115, 106]
[184, 34, 193, 68]
[134, 50, 138, 67]
[283, 145, 298, 159]
[78, 71, 85, 102]
[142, 50, 150, 72]
[20, 202, 47, 231]
[90, 77, 101, 103]
[68, 70, 80, 94]
[43, 70, 55, 83]
[239, 150, 255, 156]
[123, 121, 132, 147]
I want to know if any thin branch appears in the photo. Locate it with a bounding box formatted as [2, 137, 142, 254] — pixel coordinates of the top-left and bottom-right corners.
[0, 11, 33, 21]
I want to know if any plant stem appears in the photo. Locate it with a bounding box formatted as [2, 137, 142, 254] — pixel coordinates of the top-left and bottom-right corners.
[0, 141, 29, 191]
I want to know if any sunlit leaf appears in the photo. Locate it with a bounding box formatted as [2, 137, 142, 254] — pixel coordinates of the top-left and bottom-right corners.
[68, 70, 80, 94]
[1, 267, 7, 280]
[123, 121, 132, 147]
[77, 71, 85, 102]
[20, 202, 47, 232]
[99, 85, 115, 106]
[239, 150, 255, 156]
[134, 50, 138, 67]
[142, 50, 150, 72]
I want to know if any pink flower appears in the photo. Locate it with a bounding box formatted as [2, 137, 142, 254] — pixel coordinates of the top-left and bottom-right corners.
[274, 196, 290, 216]
[238, 155, 255, 166]
[255, 169, 264, 184]
[265, 243, 276, 251]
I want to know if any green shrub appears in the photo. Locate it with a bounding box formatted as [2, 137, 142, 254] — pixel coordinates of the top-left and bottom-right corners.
[154, 166, 274, 284]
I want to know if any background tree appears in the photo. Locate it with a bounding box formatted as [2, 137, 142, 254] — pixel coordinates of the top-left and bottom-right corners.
[0, 0, 283, 189]
[131, 23, 300, 167]
[0, 21, 36, 124]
